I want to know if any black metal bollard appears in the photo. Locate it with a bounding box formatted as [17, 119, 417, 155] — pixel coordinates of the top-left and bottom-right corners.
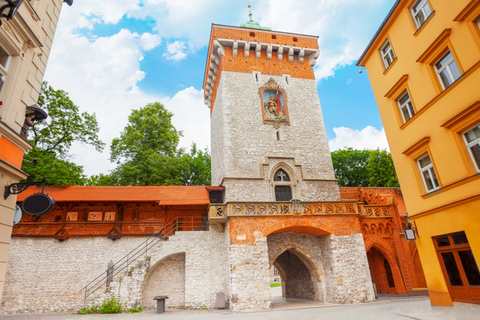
[153, 295, 169, 314]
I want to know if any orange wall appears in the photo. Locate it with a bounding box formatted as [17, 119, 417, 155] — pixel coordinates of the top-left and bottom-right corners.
[0, 136, 24, 168]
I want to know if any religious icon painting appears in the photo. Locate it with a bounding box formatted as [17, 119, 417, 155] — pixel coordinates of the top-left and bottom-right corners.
[261, 88, 289, 124]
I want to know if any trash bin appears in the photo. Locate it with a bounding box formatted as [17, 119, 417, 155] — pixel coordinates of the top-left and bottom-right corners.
[153, 295, 169, 314]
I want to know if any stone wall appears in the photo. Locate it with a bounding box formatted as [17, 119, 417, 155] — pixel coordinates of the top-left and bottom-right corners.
[210, 72, 339, 202]
[228, 232, 271, 312]
[319, 234, 375, 304]
[142, 253, 186, 308]
[0, 227, 230, 314]
[1, 237, 144, 313]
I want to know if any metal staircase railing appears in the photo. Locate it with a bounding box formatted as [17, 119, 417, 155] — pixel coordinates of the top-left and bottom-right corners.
[78, 216, 208, 305]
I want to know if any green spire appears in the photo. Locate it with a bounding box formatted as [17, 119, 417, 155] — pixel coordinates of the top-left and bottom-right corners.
[240, 3, 272, 30]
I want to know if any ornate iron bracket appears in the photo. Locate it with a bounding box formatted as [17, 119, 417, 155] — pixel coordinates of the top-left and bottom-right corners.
[4, 176, 47, 200]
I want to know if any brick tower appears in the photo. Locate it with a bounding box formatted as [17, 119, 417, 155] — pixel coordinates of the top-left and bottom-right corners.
[203, 8, 339, 203]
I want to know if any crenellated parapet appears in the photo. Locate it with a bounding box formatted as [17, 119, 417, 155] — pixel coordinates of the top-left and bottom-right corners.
[203, 25, 320, 109]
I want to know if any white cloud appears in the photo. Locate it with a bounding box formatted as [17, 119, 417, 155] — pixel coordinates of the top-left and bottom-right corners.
[257, 0, 388, 80]
[328, 126, 389, 152]
[163, 87, 210, 152]
[58, 0, 389, 79]
[44, 9, 163, 176]
[164, 41, 188, 61]
[57, 0, 142, 31]
[139, 33, 162, 51]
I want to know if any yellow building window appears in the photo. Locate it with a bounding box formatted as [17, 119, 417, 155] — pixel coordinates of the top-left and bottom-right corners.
[417, 154, 440, 193]
[397, 91, 415, 123]
[380, 40, 395, 70]
[434, 51, 461, 89]
[411, 0, 432, 29]
[464, 124, 480, 172]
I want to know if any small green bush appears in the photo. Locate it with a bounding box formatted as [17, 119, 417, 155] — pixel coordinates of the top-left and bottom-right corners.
[78, 305, 98, 314]
[126, 306, 142, 313]
[99, 294, 124, 314]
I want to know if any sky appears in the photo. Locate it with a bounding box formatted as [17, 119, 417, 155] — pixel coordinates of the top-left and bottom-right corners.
[43, 0, 396, 177]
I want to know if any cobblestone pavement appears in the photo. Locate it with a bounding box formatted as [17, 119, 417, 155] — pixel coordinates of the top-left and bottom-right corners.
[1, 297, 479, 320]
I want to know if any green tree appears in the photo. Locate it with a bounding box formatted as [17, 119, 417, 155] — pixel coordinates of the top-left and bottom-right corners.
[366, 149, 399, 187]
[331, 148, 399, 187]
[22, 82, 105, 185]
[331, 148, 370, 187]
[110, 102, 180, 164]
[178, 143, 211, 186]
[23, 149, 87, 186]
[97, 102, 211, 186]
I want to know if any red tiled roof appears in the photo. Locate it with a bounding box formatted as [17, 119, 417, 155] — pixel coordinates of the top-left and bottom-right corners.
[16, 186, 211, 205]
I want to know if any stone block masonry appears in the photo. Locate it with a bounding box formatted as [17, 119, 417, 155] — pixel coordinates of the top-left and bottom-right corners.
[228, 237, 271, 312]
[211, 72, 339, 202]
[0, 228, 230, 314]
[320, 234, 375, 303]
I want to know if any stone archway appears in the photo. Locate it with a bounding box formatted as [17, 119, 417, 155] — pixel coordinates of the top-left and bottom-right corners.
[141, 253, 186, 309]
[274, 249, 316, 300]
[267, 233, 326, 302]
[365, 242, 405, 294]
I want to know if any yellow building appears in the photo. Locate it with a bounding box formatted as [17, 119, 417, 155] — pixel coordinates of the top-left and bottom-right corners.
[0, 0, 72, 299]
[357, 0, 480, 306]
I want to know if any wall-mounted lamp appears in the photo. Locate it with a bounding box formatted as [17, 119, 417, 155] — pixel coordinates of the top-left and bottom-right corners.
[359, 68, 366, 74]
[0, 0, 24, 25]
[403, 213, 419, 240]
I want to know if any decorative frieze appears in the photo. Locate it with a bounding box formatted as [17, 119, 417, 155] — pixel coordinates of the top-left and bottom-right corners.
[209, 201, 359, 220]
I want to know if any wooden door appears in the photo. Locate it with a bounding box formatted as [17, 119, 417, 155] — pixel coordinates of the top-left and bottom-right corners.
[434, 231, 480, 303]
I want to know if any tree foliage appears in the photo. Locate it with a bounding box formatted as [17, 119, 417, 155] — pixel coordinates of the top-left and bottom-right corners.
[23, 148, 87, 186]
[110, 102, 180, 164]
[22, 82, 104, 186]
[33, 82, 105, 157]
[331, 148, 399, 187]
[365, 149, 399, 187]
[91, 102, 211, 186]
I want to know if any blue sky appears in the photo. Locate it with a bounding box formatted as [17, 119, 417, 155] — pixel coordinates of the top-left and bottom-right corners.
[44, 0, 396, 176]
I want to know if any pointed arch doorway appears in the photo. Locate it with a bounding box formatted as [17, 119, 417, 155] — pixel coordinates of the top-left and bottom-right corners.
[268, 232, 326, 304]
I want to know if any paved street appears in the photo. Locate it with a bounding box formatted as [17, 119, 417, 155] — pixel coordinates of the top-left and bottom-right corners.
[1, 297, 479, 320]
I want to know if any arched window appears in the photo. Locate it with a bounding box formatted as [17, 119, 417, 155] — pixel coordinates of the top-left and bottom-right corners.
[273, 169, 292, 201]
[274, 169, 290, 182]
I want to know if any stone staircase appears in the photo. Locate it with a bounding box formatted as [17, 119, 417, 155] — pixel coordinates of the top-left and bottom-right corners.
[78, 217, 208, 310]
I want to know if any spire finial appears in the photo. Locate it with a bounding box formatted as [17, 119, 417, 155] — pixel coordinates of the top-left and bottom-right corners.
[240, 2, 272, 30]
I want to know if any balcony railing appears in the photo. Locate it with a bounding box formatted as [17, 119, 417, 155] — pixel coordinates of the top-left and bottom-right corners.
[209, 200, 363, 218]
[209, 202, 392, 219]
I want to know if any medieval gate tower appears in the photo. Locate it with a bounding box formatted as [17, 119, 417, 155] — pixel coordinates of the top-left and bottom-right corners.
[204, 20, 340, 203]
[203, 10, 375, 312]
